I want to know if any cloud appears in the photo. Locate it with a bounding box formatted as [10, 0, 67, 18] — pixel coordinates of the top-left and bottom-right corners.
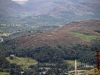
[12, 0, 29, 4]
[12, 0, 29, 1]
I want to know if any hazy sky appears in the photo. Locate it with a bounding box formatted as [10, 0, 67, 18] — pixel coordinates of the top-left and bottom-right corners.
[79, 0, 100, 3]
[11, 0, 100, 4]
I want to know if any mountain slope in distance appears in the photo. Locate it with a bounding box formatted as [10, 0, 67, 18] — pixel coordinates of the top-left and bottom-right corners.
[0, 0, 100, 28]
[0, 0, 22, 16]
[0, 0, 100, 17]
[12, 20, 100, 50]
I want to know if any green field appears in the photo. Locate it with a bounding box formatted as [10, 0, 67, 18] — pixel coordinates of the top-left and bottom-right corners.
[0, 29, 10, 37]
[64, 60, 82, 66]
[69, 32, 100, 41]
[0, 72, 9, 75]
[6, 57, 38, 70]
[0, 33, 10, 37]
[42, 62, 56, 66]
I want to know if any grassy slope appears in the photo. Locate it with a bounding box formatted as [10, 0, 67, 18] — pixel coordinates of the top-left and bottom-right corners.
[0, 33, 10, 37]
[64, 60, 81, 66]
[84, 68, 100, 75]
[6, 57, 38, 70]
[0, 72, 9, 75]
[0, 29, 9, 37]
[69, 32, 100, 42]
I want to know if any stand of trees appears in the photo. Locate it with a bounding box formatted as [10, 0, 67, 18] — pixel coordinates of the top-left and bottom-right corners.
[0, 40, 100, 74]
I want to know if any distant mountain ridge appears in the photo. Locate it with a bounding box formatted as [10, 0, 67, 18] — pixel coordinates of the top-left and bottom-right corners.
[0, 0, 23, 16]
[0, 0, 100, 18]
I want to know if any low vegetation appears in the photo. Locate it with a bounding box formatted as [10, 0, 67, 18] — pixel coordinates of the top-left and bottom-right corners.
[84, 68, 100, 75]
[64, 60, 82, 66]
[69, 32, 100, 41]
[0, 72, 9, 75]
[0, 33, 10, 37]
[6, 57, 38, 70]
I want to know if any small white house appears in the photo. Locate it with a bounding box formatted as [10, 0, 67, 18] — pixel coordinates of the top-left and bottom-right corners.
[10, 54, 16, 59]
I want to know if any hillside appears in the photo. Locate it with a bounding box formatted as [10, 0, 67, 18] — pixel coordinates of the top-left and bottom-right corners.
[0, 20, 100, 75]
[0, 1, 100, 74]
[0, 0, 100, 38]
[12, 20, 100, 50]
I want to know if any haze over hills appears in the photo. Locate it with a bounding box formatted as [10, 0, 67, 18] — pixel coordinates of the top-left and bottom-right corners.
[0, 0, 22, 16]
[0, 0, 100, 18]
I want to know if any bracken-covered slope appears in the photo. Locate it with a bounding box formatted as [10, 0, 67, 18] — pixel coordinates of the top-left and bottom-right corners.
[12, 20, 100, 50]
